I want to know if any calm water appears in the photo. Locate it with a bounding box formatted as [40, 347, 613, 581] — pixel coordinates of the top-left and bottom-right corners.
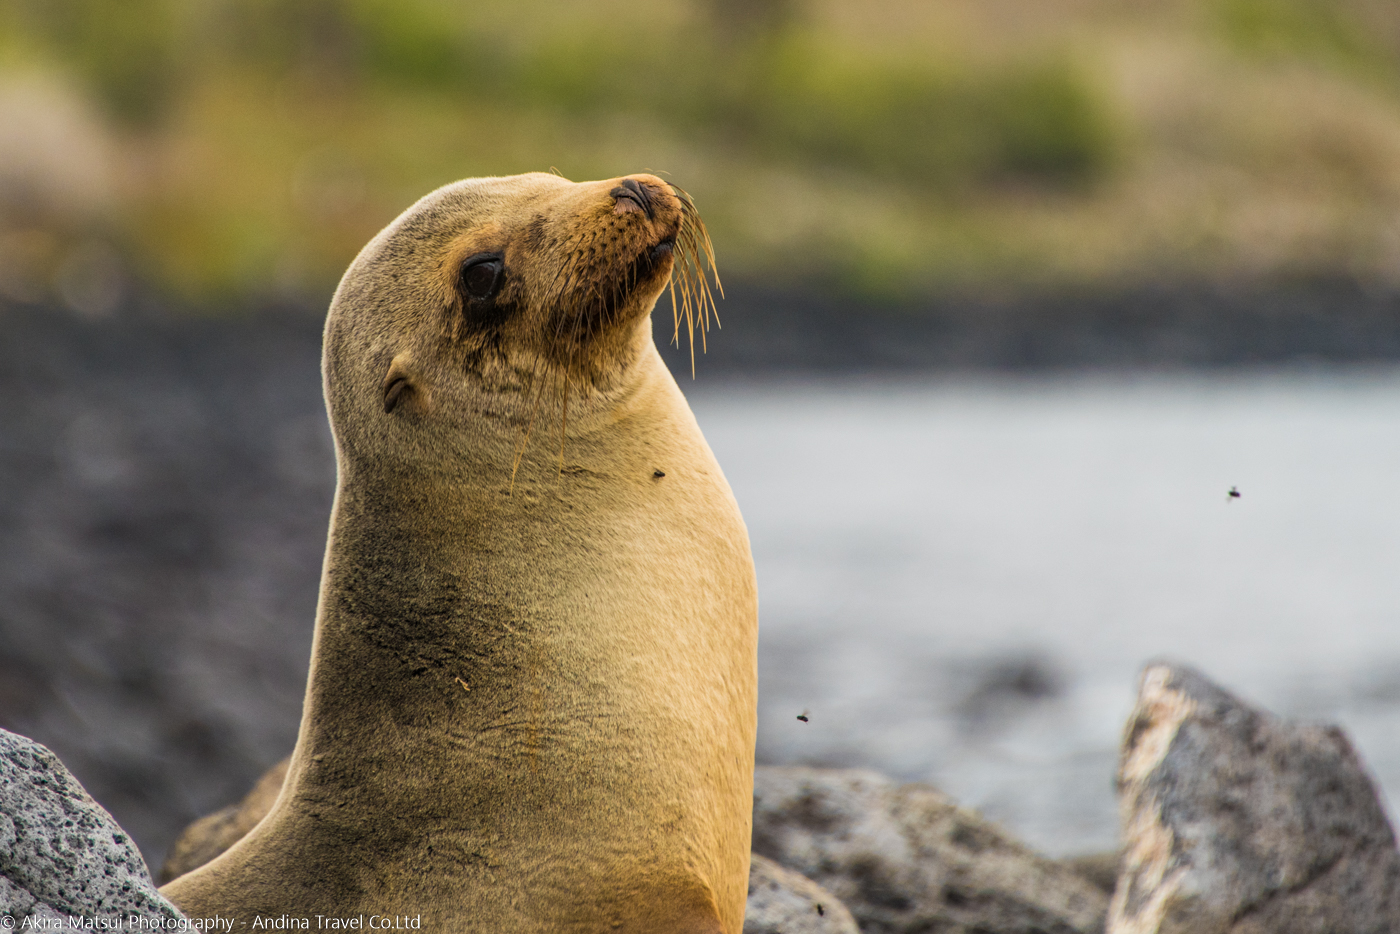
[689, 370, 1400, 857]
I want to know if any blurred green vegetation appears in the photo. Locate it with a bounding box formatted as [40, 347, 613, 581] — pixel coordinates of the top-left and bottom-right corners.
[3, 0, 1400, 308]
[14, 0, 1116, 184]
[1213, 0, 1397, 79]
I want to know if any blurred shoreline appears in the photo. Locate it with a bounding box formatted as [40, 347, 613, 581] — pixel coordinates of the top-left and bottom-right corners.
[11, 274, 1400, 373]
[671, 278, 1400, 371]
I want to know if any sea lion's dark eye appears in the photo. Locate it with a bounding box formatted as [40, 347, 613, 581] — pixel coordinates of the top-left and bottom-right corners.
[459, 253, 503, 302]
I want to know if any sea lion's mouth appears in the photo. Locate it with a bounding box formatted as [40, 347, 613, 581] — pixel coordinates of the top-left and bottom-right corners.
[627, 234, 676, 293]
[649, 237, 675, 263]
[596, 234, 675, 319]
[546, 233, 677, 349]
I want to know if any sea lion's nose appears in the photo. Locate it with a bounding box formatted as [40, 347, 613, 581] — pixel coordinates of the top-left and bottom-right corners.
[611, 177, 655, 220]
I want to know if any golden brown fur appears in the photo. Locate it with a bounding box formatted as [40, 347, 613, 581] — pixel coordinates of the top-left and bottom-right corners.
[160, 173, 758, 933]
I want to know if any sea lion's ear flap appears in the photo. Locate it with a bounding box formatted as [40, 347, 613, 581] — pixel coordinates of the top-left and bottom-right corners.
[382, 354, 429, 416]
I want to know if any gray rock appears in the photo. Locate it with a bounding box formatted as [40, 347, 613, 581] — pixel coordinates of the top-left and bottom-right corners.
[746, 853, 859, 934]
[753, 765, 1107, 934]
[1108, 663, 1400, 934]
[0, 727, 184, 922]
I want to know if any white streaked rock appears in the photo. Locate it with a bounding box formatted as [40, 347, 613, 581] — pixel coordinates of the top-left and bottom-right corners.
[1109, 663, 1400, 934]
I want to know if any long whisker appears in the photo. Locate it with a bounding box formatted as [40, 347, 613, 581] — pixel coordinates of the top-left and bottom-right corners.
[560, 300, 590, 472]
[510, 361, 550, 491]
[665, 185, 721, 378]
[513, 255, 585, 487]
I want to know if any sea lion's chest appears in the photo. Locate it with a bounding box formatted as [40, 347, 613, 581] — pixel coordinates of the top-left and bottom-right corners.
[314, 395, 753, 766]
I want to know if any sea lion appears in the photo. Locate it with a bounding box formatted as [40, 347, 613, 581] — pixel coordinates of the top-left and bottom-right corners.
[160, 172, 759, 933]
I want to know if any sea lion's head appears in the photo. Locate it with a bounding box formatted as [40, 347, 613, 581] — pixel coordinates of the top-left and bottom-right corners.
[322, 172, 716, 472]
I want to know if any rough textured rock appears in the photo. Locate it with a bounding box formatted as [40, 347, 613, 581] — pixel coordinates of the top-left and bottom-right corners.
[1109, 663, 1400, 934]
[753, 765, 1108, 934]
[746, 853, 860, 934]
[0, 728, 185, 921]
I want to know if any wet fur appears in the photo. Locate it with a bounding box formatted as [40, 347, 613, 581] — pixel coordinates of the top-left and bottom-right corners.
[159, 173, 757, 934]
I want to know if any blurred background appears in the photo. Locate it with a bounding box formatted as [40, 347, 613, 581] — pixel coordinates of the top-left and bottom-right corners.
[3, 0, 1400, 870]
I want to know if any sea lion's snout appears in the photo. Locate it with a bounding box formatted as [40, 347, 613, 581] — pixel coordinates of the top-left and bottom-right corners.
[611, 177, 658, 219]
[528, 174, 685, 345]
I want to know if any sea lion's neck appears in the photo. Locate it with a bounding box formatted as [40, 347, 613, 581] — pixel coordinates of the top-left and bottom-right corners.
[293, 345, 684, 765]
